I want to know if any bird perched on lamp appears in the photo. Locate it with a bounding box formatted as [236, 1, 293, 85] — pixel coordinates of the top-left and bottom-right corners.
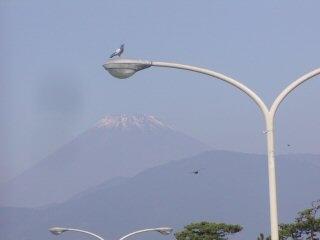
[110, 44, 124, 58]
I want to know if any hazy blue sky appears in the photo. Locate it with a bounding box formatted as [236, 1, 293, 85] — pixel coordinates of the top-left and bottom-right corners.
[1, 0, 320, 182]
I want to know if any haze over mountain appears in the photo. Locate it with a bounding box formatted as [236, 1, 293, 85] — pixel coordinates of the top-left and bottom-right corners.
[0, 115, 208, 207]
[1, 151, 319, 240]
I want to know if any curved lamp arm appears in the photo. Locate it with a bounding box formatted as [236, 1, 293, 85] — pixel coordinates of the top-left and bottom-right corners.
[270, 68, 320, 117]
[49, 227, 104, 240]
[152, 61, 269, 118]
[119, 227, 173, 240]
[104, 59, 269, 120]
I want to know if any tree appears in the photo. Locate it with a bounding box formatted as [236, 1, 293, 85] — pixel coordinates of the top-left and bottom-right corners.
[174, 221, 243, 240]
[279, 199, 320, 240]
[279, 223, 301, 240]
[295, 199, 320, 240]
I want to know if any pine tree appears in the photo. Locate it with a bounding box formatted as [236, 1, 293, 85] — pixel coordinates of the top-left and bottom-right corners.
[174, 221, 242, 240]
[295, 199, 320, 240]
[279, 199, 320, 240]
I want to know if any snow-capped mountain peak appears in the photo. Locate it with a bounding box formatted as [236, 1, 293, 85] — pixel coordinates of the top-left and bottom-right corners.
[95, 114, 170, 130]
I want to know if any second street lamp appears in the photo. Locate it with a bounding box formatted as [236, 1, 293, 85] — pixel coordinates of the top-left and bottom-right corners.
[49, 227, 173, 240]
[103, 57, 320, 240]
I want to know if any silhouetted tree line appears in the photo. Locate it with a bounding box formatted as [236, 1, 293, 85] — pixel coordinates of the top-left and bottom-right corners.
[174, 199, 320, 240]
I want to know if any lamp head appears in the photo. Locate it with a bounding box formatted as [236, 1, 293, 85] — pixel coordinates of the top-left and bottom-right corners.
[49, 227, 68, 235]
[103, 58, 151, 79]
[156, 227, 173, 235]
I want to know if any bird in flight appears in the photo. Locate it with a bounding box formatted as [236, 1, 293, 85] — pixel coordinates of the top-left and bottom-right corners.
[190, 168, 204, 175]
[287, 144, 291, 147]
[110, 44, 124, 58]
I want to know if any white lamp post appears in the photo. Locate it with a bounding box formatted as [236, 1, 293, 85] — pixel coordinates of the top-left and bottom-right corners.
[49, 226, 173, 240]
[103, 58, 320, 240]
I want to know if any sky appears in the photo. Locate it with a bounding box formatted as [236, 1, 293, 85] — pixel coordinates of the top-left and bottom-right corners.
[1, 0, 320, 182]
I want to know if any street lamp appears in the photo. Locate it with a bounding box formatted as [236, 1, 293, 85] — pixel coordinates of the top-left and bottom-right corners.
[49, 226, 173, 240]
[105, 58, 151, 79]
[49, 227, 104, 240]
[103, 58, 320, 240]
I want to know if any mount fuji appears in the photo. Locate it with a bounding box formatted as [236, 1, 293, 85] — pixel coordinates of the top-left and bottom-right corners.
[0, 115, 209, 207]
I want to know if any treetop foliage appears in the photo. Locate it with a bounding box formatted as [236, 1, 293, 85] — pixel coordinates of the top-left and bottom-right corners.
[279, 199, 320, 240]
[174, 221, 242, 240]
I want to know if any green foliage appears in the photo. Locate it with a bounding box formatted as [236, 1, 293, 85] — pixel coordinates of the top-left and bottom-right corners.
[279, 199, 320, 240]
[279, 223, 302, 240]
[174, 221, 243, 240]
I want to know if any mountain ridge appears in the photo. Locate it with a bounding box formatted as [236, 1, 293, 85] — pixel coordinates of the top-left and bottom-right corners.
[1, 150, 319, 240]
[0, 114, 209, 207]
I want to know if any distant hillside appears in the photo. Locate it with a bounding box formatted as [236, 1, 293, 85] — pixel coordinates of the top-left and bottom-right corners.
[0, 115, 208, 207]
[1, 150, 319, 240]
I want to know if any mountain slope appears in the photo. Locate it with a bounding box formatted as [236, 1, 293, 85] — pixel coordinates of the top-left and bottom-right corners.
[1, 151, 319, 240]
[0, 115, 208, 207]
